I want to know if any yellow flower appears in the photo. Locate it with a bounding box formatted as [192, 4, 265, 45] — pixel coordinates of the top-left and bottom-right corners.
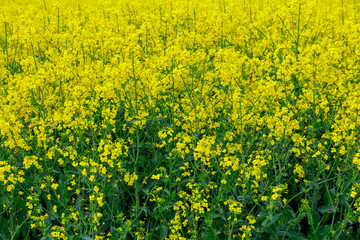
[151, 174, 161, 180]
[6, 184, 14, 192]
[89, 194, 95, 201]
[89, 175, 95, 182]
[51, 183, 59, 190]
[246, 215, 256, 225]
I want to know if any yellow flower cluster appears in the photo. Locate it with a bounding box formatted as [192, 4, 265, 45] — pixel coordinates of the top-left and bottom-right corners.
[271, 184, 288, 201]
[1, 0, 360, 239]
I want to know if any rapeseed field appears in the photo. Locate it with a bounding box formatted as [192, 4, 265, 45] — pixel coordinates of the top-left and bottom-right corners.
[1, 0, 360, 239]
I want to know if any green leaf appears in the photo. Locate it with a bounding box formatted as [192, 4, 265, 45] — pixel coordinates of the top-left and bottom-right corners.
[266, 213, 281, 226]
[262, 218, 269, 227]
[160, 224, 168, 239]
[0, 218, 9, 239]
[110, 226, 121, 233]
[79, 236, 93, 240]
[318, 205, 336, 214]
[213, 213, 226, 221]
[275, 230, 308, 240]
[282, 205, 297, 219]
[307, 210, 314, 226]
[14, 197, 26, 210]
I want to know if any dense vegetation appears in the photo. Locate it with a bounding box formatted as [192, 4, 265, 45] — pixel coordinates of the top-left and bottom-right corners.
[1, 0, 360, 239]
